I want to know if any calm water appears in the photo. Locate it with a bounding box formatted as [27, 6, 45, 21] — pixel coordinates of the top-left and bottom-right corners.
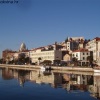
[0, 68, 99, 100]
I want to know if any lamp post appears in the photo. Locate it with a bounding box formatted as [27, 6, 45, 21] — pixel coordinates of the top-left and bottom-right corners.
[29, 51, 30, 65]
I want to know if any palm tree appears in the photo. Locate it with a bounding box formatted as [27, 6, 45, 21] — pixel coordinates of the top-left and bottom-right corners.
[38, 57, 42, 65]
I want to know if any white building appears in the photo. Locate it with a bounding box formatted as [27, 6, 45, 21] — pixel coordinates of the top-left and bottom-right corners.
[86, 37, 100, 66]
[72, 48, 90, 66]
[29, 48, 62, 64]
[98, 41, 100, 66]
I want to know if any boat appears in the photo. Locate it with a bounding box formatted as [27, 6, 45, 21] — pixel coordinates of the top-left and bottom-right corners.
[40, 66, 45, 71]
[40, 66, 52, 71]
[94, 69, 100, 73]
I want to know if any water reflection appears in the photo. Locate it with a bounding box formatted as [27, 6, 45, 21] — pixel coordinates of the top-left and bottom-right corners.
[0, 68, 100, 99]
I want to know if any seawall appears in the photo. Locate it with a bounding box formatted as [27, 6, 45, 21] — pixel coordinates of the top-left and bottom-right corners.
[0, 64, 94, 72]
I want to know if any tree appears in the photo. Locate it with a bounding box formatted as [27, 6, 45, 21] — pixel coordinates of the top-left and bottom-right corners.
[0, 58, 3, 64]
[38, 57, 42, 65]
[87, 56, 93, 63]
[42, 60, 52, 65]
[18, 53, 26, 64]
[53, 59, 61, 65]
[65, 37, 68, 43]
[72, 57, 78, 66]
[25, 57, 31, 64]
[87, 56, 93, 66]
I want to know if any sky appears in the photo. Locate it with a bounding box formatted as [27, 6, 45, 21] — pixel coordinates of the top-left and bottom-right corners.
[0, 0, 100, 58]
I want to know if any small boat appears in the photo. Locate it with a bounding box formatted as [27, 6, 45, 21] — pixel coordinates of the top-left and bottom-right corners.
[94, 69, 100, 73]
[40, 66, 46, 71]
[40, 66, 52, 71]
[45, 66, 52, 70]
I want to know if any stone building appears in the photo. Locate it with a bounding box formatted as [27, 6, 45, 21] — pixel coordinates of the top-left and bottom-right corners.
[86, 37, 100, 66]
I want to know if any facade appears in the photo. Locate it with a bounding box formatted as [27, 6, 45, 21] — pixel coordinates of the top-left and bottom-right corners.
[19, 50, 30, 58]
[2, 36, 100, 66]
[93, 75, 100, 99]
[2, 43, 29, 63]
[30, 49, 62, 64]
[72, 48, 90, 66]
[66, 37, 84, 51]
[13, 52, 19, 60]
[63, 54, 71, 61]
[2, 50, 17, 63]
[98, 41, 100, 66]
[86, 37, 100, 66]
[67, 41, 79, 51]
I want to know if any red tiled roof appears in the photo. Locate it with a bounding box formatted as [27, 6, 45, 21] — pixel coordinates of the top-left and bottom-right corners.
[94, 37, 100, 41]
[31, 47, 44, 51]
[73, 48, 88, 52]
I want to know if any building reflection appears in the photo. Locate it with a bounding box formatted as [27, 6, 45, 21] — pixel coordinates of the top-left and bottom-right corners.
[2, 68, 14, 80]
[1, 68, 100, 99]
[18, 70, 30, 87]
[91, 74, 100, 99]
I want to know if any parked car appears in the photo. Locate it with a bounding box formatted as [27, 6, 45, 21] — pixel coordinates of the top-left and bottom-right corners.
[31, 63, 36, 65]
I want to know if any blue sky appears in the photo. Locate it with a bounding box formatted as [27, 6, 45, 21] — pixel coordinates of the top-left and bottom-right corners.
[0, 0, 100, 58]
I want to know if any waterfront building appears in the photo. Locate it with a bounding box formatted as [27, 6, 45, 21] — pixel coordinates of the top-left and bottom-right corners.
[29, 42, 71, 64]
[72, 48, 90, 66]
[2, 49, 17, 63]
[30, 70, 54, 84]
[2, 37, 100, 66]
[91, 75, 100, 99]
[85, 37, 100, 66]
[29, 48, 62, 64]
[2, 43, 29, 63]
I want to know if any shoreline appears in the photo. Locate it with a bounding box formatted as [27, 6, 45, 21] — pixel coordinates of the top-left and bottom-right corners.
[0, 64, 94, 72]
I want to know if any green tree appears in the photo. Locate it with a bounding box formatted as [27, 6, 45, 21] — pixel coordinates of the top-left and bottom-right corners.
[72, 57, 78, 66]
[87, 56, 93, 62]
[42, 60, 52, 65]
[65, 37, 68, 43]
[38, 57, 42, 65]
[18, 53, 25, 64]
[87, 56, 93, 66]
[53, 59, 61, 65]
[0, 58, 3, 64]
[25, 57, 31, 64]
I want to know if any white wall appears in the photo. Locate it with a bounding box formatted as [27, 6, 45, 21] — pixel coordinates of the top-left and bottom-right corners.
[30, 50, 62, 63]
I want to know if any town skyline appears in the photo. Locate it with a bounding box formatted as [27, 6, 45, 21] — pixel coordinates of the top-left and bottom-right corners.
[0, 0, 100, 57]
[1, 36, 99, 53]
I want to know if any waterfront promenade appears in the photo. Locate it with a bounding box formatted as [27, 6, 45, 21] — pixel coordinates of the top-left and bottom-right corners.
[0, 64, 94, 72]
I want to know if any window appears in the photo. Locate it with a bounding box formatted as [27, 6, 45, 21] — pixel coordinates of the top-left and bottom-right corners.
[83, 53, 84, 55]
[76, 53, 78, 57]
[83, 57, 85, 60]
